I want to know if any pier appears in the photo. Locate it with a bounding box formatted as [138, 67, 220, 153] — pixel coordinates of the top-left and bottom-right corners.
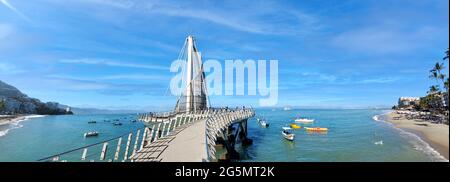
[37, 35, 255, 162]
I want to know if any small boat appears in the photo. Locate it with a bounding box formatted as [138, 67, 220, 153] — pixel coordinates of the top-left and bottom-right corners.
[260, 120, 269, 127]
[113, 122, 122, 126]
[283, 107, 292, 111]
[304, 127, 328, 132]
[88, 120, 96, 124]
[374, 140, 383, 145]
[84, 131, 99, 137]
[257, 118, 269, 127]
[290, 123, 301, 129]
[282, 127, 295, 141]
[294, 118, 314, 123]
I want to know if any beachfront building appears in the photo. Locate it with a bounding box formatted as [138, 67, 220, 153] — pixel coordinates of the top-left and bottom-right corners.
[444, 93, 449, 108]
[397, 97, 420, 109]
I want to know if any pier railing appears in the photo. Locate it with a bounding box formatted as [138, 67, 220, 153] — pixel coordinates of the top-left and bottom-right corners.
[37, 127, 146, 162]
[38, 107, 254, 162]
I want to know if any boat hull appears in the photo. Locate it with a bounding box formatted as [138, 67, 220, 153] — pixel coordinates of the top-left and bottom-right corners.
[290, 124, 301, 129]
[295, 119, 314, 123]
[282, 132, 295, 141]
[304, 127, 328, 132]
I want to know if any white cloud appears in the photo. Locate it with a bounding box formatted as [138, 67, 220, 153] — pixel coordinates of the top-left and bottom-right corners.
[357, 77, 400, 84]
[59, 58, 168, 70]
[300, 72, 337, 82]
[72, 0, 318, 35]
[99, 74, 168, 80]
[0, 0, 32, 23]
[331, 26, 441, 54]
[47, 73, 169, 82]
[0, 24, 13, 40]
[0, 62, 23, 74]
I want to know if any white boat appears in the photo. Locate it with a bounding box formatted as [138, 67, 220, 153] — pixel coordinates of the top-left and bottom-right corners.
[84, 131, 99, 137]
[257, 118, 269, 127]
[283, 107, 292, 111]
[374, 140, 383, 145]
[260, 120, 269, 127]
[294, 118, 314, 123]
[282, 127, 295, 141]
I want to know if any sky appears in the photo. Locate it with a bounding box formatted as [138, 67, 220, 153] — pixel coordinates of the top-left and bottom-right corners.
[0, 0, 449, 111]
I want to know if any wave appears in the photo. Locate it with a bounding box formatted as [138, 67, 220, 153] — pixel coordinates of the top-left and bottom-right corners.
[372, 112, 448, 162]
[0, 115, 46, 137]
[372, 115, 382, 122]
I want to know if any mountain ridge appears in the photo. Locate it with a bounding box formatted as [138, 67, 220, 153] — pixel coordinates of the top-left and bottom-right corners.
[0, 80, 72, 115]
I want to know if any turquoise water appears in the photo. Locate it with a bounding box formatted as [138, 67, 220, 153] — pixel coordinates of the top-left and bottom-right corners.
[0, 109, 447, 162]
[0, 114, 144, 161]
[239, 109, 446, 162]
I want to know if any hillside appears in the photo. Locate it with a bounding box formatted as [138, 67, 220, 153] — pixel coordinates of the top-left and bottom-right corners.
[0, 80, 72, 115]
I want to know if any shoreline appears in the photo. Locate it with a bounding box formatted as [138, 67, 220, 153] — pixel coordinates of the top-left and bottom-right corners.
[383, 111, 449, 161]
[0, 115, 28, 126]
[0, 115, 46, 137]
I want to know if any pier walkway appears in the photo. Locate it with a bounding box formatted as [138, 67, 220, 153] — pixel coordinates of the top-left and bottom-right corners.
[38, 108, 254, 162]
[130, 108, 254, 162]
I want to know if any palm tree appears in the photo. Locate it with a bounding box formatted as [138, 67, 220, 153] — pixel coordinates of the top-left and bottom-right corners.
[438, 73, 446, 83]
[434, 62, 444, 75]
[445, 78, 449, 93]
[429, 68, 438, 81]
[428, 85, 440, 94]
[429, 62, 446, 85]
[444, 48, 449, 61]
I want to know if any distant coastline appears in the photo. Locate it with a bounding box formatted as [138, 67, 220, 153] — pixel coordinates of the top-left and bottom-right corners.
[381, 110, 449, 160]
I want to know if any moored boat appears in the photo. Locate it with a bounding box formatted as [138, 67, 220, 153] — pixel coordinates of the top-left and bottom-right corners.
[113, 122, 122, 126]
[282, 127, 295, 141]
[88, 120, 96, 124]
[294, 118, 314, 123]
[84, 131, 99, 137]
[257, 118, 269, 127]
[290, 123, 301, 129]
[304, 127, 328, 132]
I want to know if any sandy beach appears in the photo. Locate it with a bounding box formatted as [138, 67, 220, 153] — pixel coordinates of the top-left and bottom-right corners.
[0, 115, 27, 126]
[385, 111, 449, 160]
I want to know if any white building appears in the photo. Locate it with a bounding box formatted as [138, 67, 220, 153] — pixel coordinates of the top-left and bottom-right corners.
[398, 97, 420, 109]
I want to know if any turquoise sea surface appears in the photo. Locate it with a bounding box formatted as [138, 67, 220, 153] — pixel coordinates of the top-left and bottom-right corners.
[0, 109, 447, 162]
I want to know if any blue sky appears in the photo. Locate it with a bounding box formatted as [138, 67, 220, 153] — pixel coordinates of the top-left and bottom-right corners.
[0, 0, 448, 110]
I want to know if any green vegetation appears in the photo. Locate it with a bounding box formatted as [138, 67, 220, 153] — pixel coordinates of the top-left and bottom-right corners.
[427, 49, 449, 94]
[0, 99, 5, 111]
[417, 48, 449, 123]
[405, 48, 450, 124]
[427, 85, 440, 94]
[418, 94, 442, 111]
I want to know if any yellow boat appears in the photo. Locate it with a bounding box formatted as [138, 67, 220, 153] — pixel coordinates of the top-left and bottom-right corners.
[290, 123, 301, 129]
[304, 127, 328, 132]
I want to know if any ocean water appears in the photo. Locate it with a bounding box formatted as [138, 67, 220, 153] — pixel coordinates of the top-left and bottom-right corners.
[0, 109, 447, 162]
[0, 114, 144, 161]
[238, 108, 447, 162]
